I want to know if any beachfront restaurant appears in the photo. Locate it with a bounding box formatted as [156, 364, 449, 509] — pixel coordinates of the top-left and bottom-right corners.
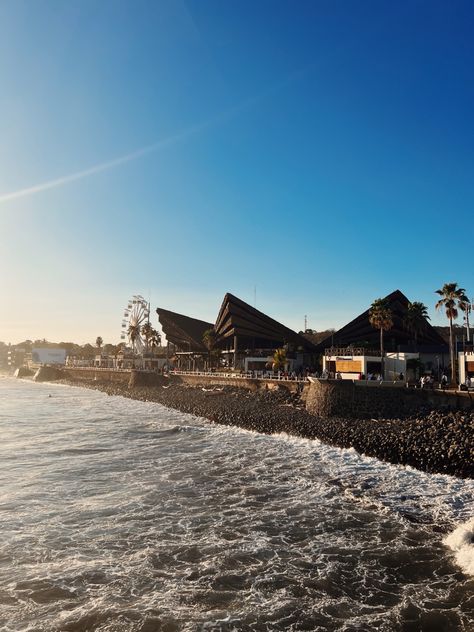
[322, 348, 420, 380]
[213, 293, 317, 371]
[314, 289, 448, 380]
[156, 307, 214, 370]
[156, 293, 317, 372]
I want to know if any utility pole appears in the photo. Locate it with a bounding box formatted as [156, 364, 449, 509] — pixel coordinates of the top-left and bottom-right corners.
[464, 300, 472, 343]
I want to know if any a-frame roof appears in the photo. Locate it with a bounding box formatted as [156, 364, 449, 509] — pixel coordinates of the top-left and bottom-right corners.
[214, 293, 316, 351]
[156, 308, 213, 352]
[314, 289, 447, 353]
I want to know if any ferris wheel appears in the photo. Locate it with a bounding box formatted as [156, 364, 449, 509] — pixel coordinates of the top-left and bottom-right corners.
[120, 295, 150, 353]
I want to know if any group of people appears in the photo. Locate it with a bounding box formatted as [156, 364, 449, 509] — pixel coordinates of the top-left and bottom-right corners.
[419, 374, 436, 389]
[421, 373, 473, 390]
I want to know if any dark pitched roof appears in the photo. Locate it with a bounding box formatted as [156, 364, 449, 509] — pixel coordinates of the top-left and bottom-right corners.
[314, 289, 447, 353]
[156, 308, 213, 352]
[214, 293, 316, 351]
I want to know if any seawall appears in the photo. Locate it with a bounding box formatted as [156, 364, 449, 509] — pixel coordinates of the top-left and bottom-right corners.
[59, 368, 305, 395]
[306, 379, 474, 419]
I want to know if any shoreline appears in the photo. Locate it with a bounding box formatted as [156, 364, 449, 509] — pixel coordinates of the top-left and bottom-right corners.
[53, 376, 473, 479]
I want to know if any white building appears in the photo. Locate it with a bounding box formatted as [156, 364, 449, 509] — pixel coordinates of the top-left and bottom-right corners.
[458, 351, 474, 385]
[322, 348, 419, 380]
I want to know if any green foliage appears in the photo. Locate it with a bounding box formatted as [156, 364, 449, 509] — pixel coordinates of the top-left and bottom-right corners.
[141, 322, 161, 353]
[404, 301, 429, 344]
[272, 348, 287, 371]
[369, 298, 393, 333]
[435, 283, 468, 322]
[435, 282, 469, 384]
[203, 329, 218, 368]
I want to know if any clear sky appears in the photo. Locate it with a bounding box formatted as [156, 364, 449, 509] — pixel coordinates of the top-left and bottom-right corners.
[1, 0, 473, 345]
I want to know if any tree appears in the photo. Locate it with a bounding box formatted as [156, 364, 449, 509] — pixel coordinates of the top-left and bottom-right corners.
[148, 328, 161, 352]
[128, 323, 141, 351]
[95, 336, 103, 350]
[272, 348, 287, 372]
[435, 283, 468, 385]
[141, 322, 153, 353]
[404, 301, 430, 346]
[369, 298, 393, 378]
[202, 328, 218, 369]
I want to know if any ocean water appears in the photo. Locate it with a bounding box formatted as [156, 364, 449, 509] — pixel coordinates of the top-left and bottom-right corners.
[0, 377, 473, 632]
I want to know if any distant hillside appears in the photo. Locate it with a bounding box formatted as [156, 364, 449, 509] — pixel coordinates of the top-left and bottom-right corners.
[299, 329, 336, 346]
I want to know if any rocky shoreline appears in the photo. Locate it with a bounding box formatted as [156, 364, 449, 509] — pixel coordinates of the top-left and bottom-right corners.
[55, 377, 474, 479]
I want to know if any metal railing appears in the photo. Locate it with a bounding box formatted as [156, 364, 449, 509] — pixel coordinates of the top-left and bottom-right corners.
[62, 365, 311, 382]
[169, 369, 309, 382]
[64, 366, 132, 372]
[324, 347, 381, 357]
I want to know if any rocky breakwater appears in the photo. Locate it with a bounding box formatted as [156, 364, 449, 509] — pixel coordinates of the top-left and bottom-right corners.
[33, 366, 64, 382]
[55, 375, 474, 479]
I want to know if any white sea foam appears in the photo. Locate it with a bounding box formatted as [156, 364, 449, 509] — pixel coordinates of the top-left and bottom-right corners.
[1, 377, 474, 631]
[444, 518, 474, 576]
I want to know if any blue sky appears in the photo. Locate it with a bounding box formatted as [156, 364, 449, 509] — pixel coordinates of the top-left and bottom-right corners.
[1, 0, 473, 344]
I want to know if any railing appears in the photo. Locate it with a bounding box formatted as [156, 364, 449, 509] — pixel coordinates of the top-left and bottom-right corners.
[170, 369, 309, 382]
[63, 365, 309, 382]
[324, 347, 381, 357]
[64, 366, 132, 372]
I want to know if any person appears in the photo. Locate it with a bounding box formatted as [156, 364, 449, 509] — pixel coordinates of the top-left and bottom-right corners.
[399, 372, 404, 381]
[441, 373, 448, 389]
[420, 375, 425, 389]
[466, 375, 472, 389]
[336, 371, 342, 380]
[367, 372, 373, 381]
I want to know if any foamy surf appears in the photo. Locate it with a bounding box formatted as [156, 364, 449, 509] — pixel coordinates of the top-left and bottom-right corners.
[1, 378, 474, 631]
[445, 518, 474, 576]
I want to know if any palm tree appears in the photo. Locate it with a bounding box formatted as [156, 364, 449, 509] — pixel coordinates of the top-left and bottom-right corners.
[435, 283, 468, 385]
[369, 298, 393, 378]
[202, 329, 218, 370]
[141, 322, 153, 353]
[404, 301, 430, 346]
[149, 328, 161, 352]
[95, 336, 103, 350]
[128, 323, 141, 351]
[272, 348, 287, 372]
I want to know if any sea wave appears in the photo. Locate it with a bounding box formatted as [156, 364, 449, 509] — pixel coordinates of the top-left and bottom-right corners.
[445, 518, 474, 576]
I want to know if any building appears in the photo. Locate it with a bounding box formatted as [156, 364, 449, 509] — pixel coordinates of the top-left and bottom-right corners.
[214, 293, 316, 371]
[156, 308, 214, 370]
[458, 350, 474, 386]
[317, 290, 448, 380]
[157, 293, 317, 372]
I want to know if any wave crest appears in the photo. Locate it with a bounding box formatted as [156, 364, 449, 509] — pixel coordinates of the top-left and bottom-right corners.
[444, 518, 474, 576]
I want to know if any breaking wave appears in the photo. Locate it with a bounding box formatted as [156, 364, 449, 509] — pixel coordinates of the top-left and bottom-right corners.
[0, 378, 473, 631]
[445, 518, 474, 576]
